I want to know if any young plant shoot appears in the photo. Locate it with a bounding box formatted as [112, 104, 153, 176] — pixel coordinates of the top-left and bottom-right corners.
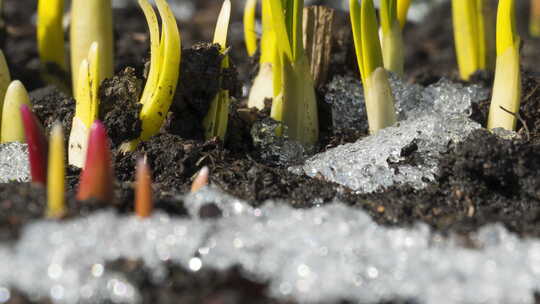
[487, 0, 520, 131]
[135, 157, 153, 218]
[268, 0, 319, 147]
[21, 105, 48, 185]
[203, 0, 231, 141]
[452, 0, 487, 80]
[68, 42, 101, 168]
[191, 166, 209, 193]
[379, 0, 405, 75]
[530, 0, 540, 37]
[47, 122, 65, 219]
[77, 121, 114, 203]
[120, 0, 181, 152]
[350, 0, 396, 134]
[0, 49, 10, 129]
[1, 80, 31, 143]
[37, 0, 66, 71]
[70, 0, 113, 95]
[244, 0, 257, 57]
[397, 0, 412, 28]
[247, 0, 277, 110]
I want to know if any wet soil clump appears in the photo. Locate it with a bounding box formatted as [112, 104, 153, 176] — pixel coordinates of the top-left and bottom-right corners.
[99, 67, 143, 147]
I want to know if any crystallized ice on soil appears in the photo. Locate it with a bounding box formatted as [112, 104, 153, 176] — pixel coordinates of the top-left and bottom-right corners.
[307, 76, 488, 193]
[0, 143, 30, 183]
[1, 188, 539, 304]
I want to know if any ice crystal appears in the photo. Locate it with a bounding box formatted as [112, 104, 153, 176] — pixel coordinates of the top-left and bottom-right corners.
[307, 77, 488, 193]
[0, 143, 30, 183]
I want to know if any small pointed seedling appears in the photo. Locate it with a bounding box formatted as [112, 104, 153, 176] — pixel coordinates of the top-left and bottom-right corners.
[350, 0, 396, 134]
[487, 0, 520, 131]
[243, 0, 257, 57]
[0, 49, 11, 126]
[530, 0, 540, 37]
[77, 120, 114, 203]
[47, 122, 65, 219]
[203, 0, 232, 141]
[267, 0, 319, 147]
[397, 0, 411, 28]
[191, 166, 209, 193]
[68, 42, 101, 168]
[379, 0, 405, 75]
[1, 80, 31, 143]
[70, 0, 113, 96]
[37, 0, 66, 71]
[135, 157, 153, 218]
[21, 105, 48, 185]
[247, 0, 276, 110]
[452, 0, 487, 80]
[121, 0, 181, 152]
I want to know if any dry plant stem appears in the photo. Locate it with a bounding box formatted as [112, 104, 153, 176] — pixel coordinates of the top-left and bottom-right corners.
[0, 81, 31, 143]
[302, 6, 334, 88]
[70, 0, 113, 95]
[77, 121, 114, 202]
[191, 167, 209, 193]
[21, 105, 48, 185]
[135, 158, 153, 218]
[47, 123, 65, 219]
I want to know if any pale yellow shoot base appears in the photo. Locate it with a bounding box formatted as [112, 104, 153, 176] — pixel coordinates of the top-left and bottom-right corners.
[487, 41, 521, 131]
[68, 117, 89, 168]
[381, 20, 404, 76]
[0, 80, 31, 143]
[365, 67, 397, 134]
[248, 62, 274, 110]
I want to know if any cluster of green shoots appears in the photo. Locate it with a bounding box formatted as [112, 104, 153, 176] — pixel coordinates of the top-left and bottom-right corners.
[0, 0, 215, 219]
[0, 0, 529, 215]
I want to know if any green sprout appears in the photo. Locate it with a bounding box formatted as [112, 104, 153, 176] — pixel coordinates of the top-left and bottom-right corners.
[70, 0, 113, 96]
[350, 0, 396, 134]
[487, 0, 520, 131]
[1, 80, 31, 143]
[451, 0, 488, 80]
[397, 0, 411, 28]
[247, 0, 276, 110]
[37, 0, 66, 72]
[243, 0, 257, 57]
[68, 42, 101, 167]
[120, 0, 181, 152]
[267, 0, 319, 147]
[379, 0, 405, 75]
[203, 0, 232, 141]
[530, 0, 540, 37]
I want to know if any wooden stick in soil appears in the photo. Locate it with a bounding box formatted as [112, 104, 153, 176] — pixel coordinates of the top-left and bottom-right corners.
[302, 6, 334, 88]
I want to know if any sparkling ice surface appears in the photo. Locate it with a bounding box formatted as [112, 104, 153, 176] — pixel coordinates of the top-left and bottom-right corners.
[0, 143, 30, 183]
[304, 76, 488, 193]
[1, 188, 539, 304]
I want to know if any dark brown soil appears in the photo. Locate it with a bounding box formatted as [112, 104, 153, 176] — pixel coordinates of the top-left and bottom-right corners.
[4, 0, 540, 303]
